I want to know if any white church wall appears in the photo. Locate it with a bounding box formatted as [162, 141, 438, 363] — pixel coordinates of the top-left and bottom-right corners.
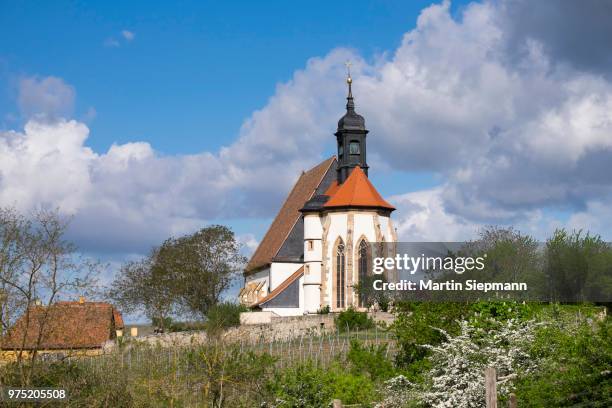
[323, 212, 347, 309]
[245, 268, 270, 293]
[319, 210, 396, 310]
[262, 276, 305, 316]
[304, 214, 323, 240]
[304, 213, 323, 313]
[353, 212, 379, 243]
[270, 262, 303, 291]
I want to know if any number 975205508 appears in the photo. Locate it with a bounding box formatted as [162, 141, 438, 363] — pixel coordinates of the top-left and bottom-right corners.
[2, 388, 67, 401]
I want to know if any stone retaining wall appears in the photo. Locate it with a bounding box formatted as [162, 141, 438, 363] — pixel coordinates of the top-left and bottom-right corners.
[122, 312, 394, 348]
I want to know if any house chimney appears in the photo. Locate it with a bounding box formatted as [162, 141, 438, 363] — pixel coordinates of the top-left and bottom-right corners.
[78, 296, 85, 304]
[130, 327, 138, 337]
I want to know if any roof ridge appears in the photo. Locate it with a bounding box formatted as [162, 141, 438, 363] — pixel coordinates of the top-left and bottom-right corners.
[245, 157, 336, 273]
[271, 157, 336, 260]
[248, 171, 307, 267]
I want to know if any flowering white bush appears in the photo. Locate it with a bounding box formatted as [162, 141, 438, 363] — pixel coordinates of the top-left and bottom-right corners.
[375, 375, 415, 408]
[377, 319, 541, 408]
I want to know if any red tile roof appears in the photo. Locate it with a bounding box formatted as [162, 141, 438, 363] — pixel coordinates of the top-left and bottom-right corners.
[245, 157, 336, 273]
[113, 309, 124, 330]
[1, 301, 122, 350]
[324, 180, 340, 196]
[251, 266, 304, 307]
[324, 166, 395, 210]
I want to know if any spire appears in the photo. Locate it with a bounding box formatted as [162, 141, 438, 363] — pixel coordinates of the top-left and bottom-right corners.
[336, 60, 369, 184]
[345, 60, 355, 112]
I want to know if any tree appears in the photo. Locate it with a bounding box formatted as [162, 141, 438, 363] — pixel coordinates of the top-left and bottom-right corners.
[107, 248, 177, 332]
[0, 207, 98, 384]
[108, 225, 246, 326]
[545, 229, 612, 302]
[161, 225, 246, 319]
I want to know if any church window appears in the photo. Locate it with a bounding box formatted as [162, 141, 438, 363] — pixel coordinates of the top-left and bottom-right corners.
[338, 145, 344, 157]
[349, 141, 360, 155]
[336, 242, 346, 308]
[358, 239, 369, 307]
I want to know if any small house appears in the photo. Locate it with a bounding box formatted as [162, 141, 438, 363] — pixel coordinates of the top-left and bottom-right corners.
[1, 298, 124, 362]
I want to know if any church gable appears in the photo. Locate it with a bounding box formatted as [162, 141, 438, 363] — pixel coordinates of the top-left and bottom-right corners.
[274, 161, 337, 263]
[245, 157, 336, 273]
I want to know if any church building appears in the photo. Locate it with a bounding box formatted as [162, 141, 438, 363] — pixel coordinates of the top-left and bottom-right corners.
[239, 73, 397, 316]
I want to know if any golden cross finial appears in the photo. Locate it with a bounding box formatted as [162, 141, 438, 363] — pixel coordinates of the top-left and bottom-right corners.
[345, 60, 352, 83]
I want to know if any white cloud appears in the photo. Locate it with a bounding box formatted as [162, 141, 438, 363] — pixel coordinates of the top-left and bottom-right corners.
[18, 76, 75, 119]
[391, 188, 480, 241]
[121, 30, 135, 41]
[4, 0, 612, 260]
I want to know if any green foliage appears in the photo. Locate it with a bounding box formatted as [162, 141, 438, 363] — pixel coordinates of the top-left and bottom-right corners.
[391, 302, 470, 368]
[325, 364, 378, 406]
[108, 225, 246, 324]
[354, 275, 391, 311]
[206, 301, 248, 333]
[317, 304, 330, 314]
[268, 363, 331, 407]
[168, 320, 208, 332]
[0, 361, 133, 407]
[513, 317, 612, 406]
[335, 306, 374, 332]
[347, 340, 396, 381]
[268, 362, 377, 407]
[468, 301, 536, 331]
[546, 229, 612, 302]
[162, 225, 247, 318]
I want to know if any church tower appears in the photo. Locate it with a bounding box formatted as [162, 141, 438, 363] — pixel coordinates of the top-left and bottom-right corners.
[336, 68, 368, 184]
[301, 68, 396, 314]
[241, 64, 397, 317]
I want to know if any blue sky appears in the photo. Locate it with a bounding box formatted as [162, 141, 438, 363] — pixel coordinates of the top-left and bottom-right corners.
[1, 0, 468, 155]
[2, 0, 612, 314]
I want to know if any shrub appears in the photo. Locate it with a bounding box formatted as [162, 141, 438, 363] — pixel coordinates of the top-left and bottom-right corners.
[513, 317, 612, 406]
[378, 319, 539, 408]
[391, 302, 469, 368]
[168, 320, 208, 332]
[268, 362, 377, 407]
[206, 301, 248, 333]
[0, 361, 133, 407]
[347, 340, 396, 381]
[336, 307, 374, 332]
[317, 305, 330, 314]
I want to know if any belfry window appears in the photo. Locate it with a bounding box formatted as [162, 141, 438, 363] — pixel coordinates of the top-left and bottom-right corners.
[349, 141, 360, 155]
[336, 242, 346, 308]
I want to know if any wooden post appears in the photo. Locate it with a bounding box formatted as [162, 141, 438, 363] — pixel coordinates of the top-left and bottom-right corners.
[332, 399, 343, 408]
[509, 393, 517, 408]
[485, 367, 497, 408]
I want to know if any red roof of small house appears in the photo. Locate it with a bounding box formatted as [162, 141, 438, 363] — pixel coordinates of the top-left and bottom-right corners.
[1, 301, 123, 350]
[324, 166, 395, 210]
[113, 308, 124, 330]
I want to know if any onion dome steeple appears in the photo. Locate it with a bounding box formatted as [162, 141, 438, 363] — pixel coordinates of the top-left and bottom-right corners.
[336, 61, 369, 184]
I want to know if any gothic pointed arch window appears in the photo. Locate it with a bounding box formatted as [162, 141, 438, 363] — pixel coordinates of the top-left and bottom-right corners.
[358, 239, 370, 307]
[335, 240, 346, 309]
